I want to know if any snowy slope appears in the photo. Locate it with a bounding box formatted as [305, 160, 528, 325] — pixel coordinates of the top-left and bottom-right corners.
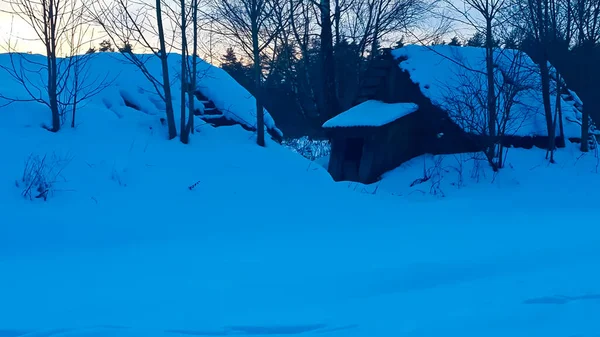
[322, 101, 418, 128]
[392, 45, 581, 138]
[0, 52, 282, 137]
[1, 53, 600, 337]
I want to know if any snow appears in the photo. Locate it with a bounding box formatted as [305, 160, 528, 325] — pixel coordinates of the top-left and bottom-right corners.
[1, 51, 600, 337]
[392, 45, 582, 138]
[0, 52, 281, 137]
[323, 101, 418, 128]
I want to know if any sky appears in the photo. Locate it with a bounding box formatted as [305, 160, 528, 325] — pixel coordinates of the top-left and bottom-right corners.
[0, 0, 473, 61]
[0, 9, 47, 55]
[0, 1, 218, 60]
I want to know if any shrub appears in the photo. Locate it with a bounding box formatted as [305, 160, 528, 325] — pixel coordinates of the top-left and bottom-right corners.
[17, 153, 72, 201]
[283, 137, 331, 161]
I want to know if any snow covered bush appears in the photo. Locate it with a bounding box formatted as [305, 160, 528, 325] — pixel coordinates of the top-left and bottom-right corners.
[283, 137, 331, 161]
[405, 153, 490, 197]
[17, 153, 72, 201]
[410, 156, 447, 197]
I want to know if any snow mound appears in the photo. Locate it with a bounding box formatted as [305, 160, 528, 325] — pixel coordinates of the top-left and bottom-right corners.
[322, 101, 418, 128]
[0, 52, 281, 137]
[392, 45, 581, 138]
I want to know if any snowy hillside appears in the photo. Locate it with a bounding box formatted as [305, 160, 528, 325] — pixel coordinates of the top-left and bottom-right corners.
[0, 52, 282, 137]
[1, 51, 600, 337]
[392, 45, 582, 138]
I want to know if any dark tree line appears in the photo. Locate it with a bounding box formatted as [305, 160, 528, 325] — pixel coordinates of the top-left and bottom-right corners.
[211, 0, 433, 139]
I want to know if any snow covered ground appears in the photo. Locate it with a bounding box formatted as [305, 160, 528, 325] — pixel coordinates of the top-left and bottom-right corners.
[1, 53, 600, 337]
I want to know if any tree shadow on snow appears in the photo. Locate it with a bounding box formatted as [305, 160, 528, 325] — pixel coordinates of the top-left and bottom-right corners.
[167, 324, 359, 336]
[523, 294, 600, 305]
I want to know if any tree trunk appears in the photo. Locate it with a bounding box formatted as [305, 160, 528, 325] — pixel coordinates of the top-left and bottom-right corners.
[334, 0, 341, 46]
[577, 0, 588, 152]
[156, 0, 177, 139]
[485, 18, 497, 168]
[48, 0, 60, 132]
[537, 0, 555, 154]
[320, 0, 339, 119]
[301, 48, 319, 116]
[49, 54, 60, 132]
[71, 62, 78, 128]
[370, 3, 383, 60]
[581, 100, 589, 152]
[540, 59, 555, 153]
[548, 82, 560, 161]
[180, 0, 189, 144]
[555, 75, 565, 147]
[188, 0, 198, 135]
[252, 11, 265, 147]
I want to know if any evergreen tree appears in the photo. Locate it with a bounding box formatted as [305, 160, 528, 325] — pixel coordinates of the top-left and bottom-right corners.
[502, 30, 520, 49]
[466, 32, 485, 47]
[220, 48, 252, 87]
[431, 37, 446, 45]
[448, 36, 462, 46]
[119, 42, 133, 54]
[99, 39, 114, 52]
[394, 39, 405, 49]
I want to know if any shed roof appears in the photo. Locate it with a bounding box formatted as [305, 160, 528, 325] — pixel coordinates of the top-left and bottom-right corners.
[322, 100, 418, 129]
[391, 45, 582, 138]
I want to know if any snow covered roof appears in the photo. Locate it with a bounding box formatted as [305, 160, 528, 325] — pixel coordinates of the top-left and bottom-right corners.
[391, 45, 582, 138]
[322, 100, 418, 128]
[0, 52, 282, 138]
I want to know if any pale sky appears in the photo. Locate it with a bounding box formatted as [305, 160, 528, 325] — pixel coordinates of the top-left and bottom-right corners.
[0, 8, 48, 55]
[0, 0, 475, 59]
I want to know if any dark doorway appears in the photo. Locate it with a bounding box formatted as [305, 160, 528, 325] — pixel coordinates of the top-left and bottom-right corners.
[343, 137, 364, 181]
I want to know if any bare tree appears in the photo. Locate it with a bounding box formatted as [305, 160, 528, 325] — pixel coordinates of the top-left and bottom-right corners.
[344, 0, 431, 57]
[179, 0, 189, 143]
[9, 0, 68, 131]
[319, 0, 340, 119]
[506, 0, 560, 156]
[573, 0, 600, 152]
[443, 0, 508, 167]
[91, 0, 178, 139]
[1, 0, 110, 131]
[188, 0, 199, 135]
[441, 49, 538, 169]
[289, 0, 320, 115]
[211, 0, 283, 146]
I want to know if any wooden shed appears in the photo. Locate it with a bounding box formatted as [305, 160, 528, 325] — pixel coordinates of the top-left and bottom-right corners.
[323, 101, 422, 184]
[323, 45, 589, 183]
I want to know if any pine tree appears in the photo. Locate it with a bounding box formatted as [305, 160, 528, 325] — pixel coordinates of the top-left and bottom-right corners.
[221, 47, 240, 70]
[394, 39, 405, 49]
[502, 30, 520, 49]
[99, 39, 114, 52]
[220, 48, 251, 87]
[467, 32, 485, 47]
[119, 42, 133, 54]
[448, 36, 462, 46]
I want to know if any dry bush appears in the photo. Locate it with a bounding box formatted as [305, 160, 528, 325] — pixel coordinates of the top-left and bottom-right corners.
[283, 137, 331, 161]
[410, 156, 446, 196]
[17, 153, 73, 201]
